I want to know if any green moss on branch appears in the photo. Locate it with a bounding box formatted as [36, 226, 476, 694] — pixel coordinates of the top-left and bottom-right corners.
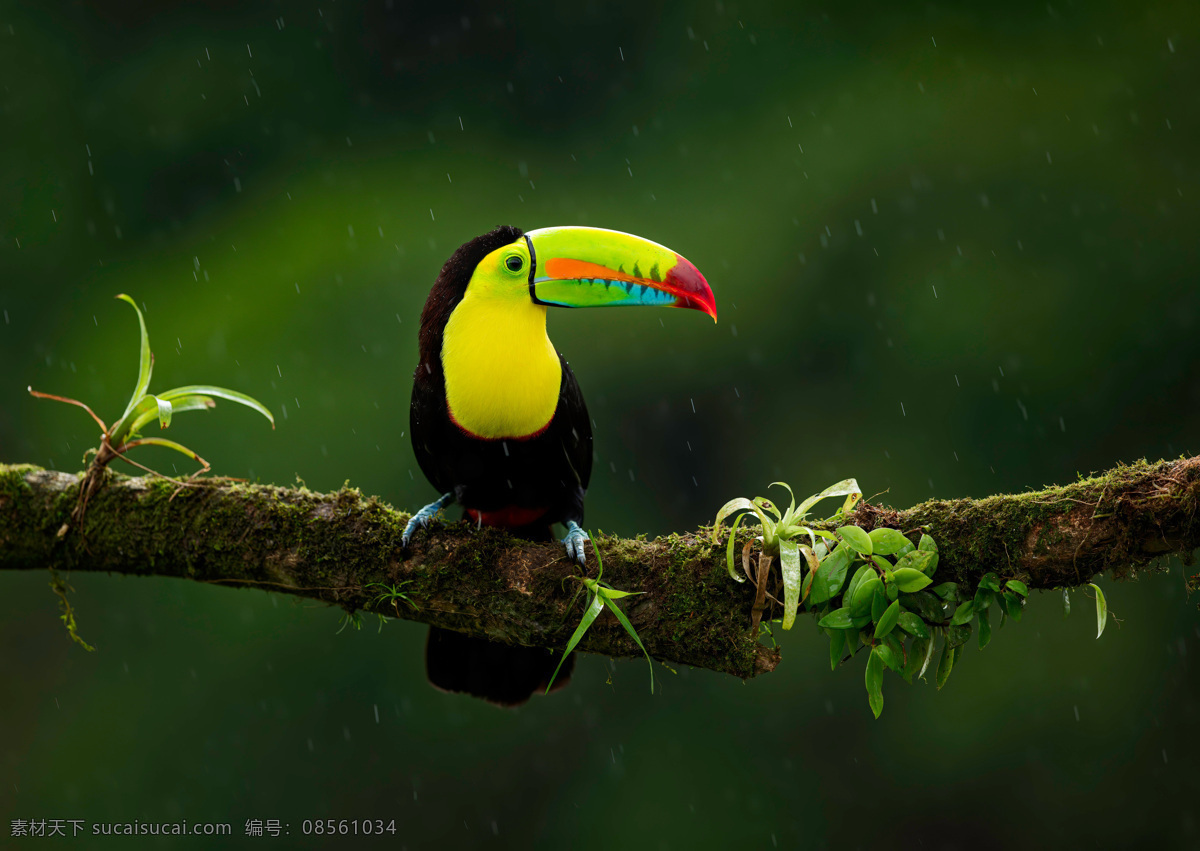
[2, 456, 1198, 678]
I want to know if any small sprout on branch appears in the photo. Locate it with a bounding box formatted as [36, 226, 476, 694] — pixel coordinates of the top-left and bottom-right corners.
[546, 535, 655, 694]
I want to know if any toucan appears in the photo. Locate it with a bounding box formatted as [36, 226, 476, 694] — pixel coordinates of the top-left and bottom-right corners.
[403, 224, 716, 706]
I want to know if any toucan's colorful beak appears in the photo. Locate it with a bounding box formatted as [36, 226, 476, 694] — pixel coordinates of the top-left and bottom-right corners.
[524, 226, 717, 322]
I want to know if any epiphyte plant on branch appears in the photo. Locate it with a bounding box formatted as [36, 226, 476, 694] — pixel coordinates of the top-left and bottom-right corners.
[29, 294, 275, 535]
[714, 480, 1111, 717]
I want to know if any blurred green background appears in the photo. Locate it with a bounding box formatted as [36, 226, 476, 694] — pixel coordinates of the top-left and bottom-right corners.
[2, 1, 1199, 847]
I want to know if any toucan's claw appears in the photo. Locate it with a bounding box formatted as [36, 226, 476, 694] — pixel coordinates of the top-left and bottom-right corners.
[402, 492, 455, 547]
[563, 521, 589, 565]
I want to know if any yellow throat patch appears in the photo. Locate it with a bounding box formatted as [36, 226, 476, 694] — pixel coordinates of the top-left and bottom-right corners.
[441, 252, 562, 439]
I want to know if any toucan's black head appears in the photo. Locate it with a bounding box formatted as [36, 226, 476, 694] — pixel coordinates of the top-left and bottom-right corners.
[418, 225, 524, 363]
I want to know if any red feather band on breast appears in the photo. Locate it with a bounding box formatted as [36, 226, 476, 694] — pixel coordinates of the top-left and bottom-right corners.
[465, 506, 549, 528]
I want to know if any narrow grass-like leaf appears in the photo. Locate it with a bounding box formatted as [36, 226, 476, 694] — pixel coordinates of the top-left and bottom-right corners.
[866, 647, 885, 718]
[916, 632, 937, 681]
[723, 512, 746, 582]
[126, 394, 214, 437]
[158, 385, 275, 428]
[713, 497, 756, 541]
[1089, 582, 1108, 638]
[547, 592, 604, 694]
[602, 596, 654, 693]
[770, 481, 797, 524]
[118, 437, 209, 469]
[110, 395, 163, 445]
[778, 539, 802, 630]
[796, 478, 861, 518]
[115, 294, 153, 420]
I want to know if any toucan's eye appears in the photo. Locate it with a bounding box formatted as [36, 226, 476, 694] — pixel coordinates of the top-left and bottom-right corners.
[505, 255, 524, 273]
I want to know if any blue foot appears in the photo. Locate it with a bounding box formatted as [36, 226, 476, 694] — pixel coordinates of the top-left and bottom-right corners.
[402, 492, 455, 547]
[562, 521, 589, 566]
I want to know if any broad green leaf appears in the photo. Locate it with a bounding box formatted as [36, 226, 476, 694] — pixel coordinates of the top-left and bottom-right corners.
[870, 585, 887, 623]
[546, 592, 603, 693]
[809, 545, 852, 606]
[875, 641, 901, 673]
[868, 527, 911, 555]
[930, 582, 959, 601]
[978, 606, 992, 649]
[1002, 590, 1024, 622]
[1089, 582, 1108, 639]
[1005, 579, 1030, 597]
[894, 549, 937, 578]
[892, 567, 932, 593]
[157, 385, 274, 428]
[871, 555, 891, 572]
[127, 394, 214, 437]
[116, 294, 153, 420]
[936, 643, 959, 690]
[895, 540, 916, 557]
[885, 582, 899, 602]
[950, 600, 976, 626]
[843, 627, 860, 656]
[602, 596, 654, 693]
[897, 612, 930, 638]
[947, 623, 972, 648]
[837, 525, 873, 556]
[851, 577, 882, 618]
[979, 573, 1002, 592]
[851, 614, 873, 629]
[796, 478, 861, 519]
[826, 628, 847, 671]
[874, 599, 901, 639]
[866, 647, 885, 718]
[903, 635, 929, 683]
[918, 533, 938, 553]
[723, 513, 746, 582]
[900, 591, 946, 623]
[973, 586, 993, 611]
[844, 563, 874, 607]
[779, 539, 803, 630]
[817, 607, 855, 629]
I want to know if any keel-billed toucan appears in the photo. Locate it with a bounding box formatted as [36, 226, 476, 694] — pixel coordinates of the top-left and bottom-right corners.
[404, 224, 715, 705]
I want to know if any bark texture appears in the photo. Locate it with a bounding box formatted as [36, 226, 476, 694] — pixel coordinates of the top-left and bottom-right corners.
[2, 457, 1198, 679]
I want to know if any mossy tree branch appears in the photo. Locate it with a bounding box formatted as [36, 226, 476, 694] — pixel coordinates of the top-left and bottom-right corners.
[1, 457, 1198, 679]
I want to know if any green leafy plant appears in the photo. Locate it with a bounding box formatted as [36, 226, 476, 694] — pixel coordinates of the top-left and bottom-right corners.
[366, 581, 417, 617]
[712, 479, 862, 631]
[546, 535, 654, 694]
[29, 294, 274, 534]
[713, 480, 1039, 718]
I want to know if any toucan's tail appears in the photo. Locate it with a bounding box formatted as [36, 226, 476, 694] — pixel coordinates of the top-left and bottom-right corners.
[425, 627, 574, 708]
